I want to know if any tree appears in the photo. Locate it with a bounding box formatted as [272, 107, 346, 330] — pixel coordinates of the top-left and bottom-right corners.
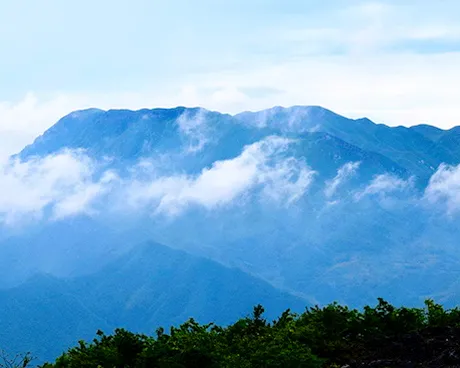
[0, 350, 33, 368]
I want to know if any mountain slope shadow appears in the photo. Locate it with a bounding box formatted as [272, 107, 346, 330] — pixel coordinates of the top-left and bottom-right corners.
[0, 242, 305, 363]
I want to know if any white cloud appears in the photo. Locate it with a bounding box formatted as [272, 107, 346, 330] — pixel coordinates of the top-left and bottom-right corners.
[2, 1, 460, 153]
[52, 170, 118, 220]
[0, 93, 81, 157]
[196, 52, 460, 127]
[237, 105, 319, 131]
[0, 135, 316, 224]
[355, 174, 412, 200]
[325, 161, 361, 198]
[0, 89, 206, 159]
[260, 156, 316, 205]
[126, 136, 314, 215]
[2, 50, 460, 161]
[0, 150, 109, 224]
[271, 1, 460, 58]
[424, 163, 460, 214]
[4, 133, 460, 227]
[176, 108, 211, 153]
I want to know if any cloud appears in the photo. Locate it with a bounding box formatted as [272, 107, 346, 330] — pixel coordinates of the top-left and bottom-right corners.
[0, 90, 213, 159]
[3, 133, 459, 227]
[2, 1, 460, 148]
[355, 174, 412, 200]
[126, 136, 314, 215]
[324, 161, 361, 198]
[260, 156, 316, 205]
[0, 150, 109, 225]
[52, 170, 118, 220]
[424, 163, 460, 214]
[194, 51, 460, 128]
[0, 134, 316, 224]
[176, 108, 212, 153]
[0, 93, 82, 158]
[236, 106, 320, 130]
[276, 2, 460, 56]
[2, 47, 460, 160]
[238, 86, 284, 98]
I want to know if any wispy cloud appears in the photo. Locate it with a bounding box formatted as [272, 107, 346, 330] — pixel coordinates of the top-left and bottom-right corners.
[276, 2, 460, 56]
[424, 163, 460, 214]
[125, 136, 314, 216]
[52, 170, 118, 220]
[237, 106, 322, 131]
[0, 135, 316, 225]
[260, 156, 315, 205]
[0, 150, 107, 224]
[0, 93, 82, 158]
[176, 108, 212, 153]
[324, 161, 361, 198]
[3, 137, 460, 227]
[355, 174, 413, 200]
[2, 46, 460, 158]
[2, 1, 460, 142]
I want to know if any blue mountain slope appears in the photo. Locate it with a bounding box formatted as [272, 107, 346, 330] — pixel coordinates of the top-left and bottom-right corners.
[435, 127, 460, 158]
[0, 112, 416, 295]
[4, 105, 460, 316]
[21, 104, 448, 181]
[18, 107, 237, 160]
[292, 132, 408, 180]
[17, 106, 409, 180]
[410, 124, 445, 142]
[0, 217, 148, 288]
[0, 242, 305, 363]
[236, 106, 456, 179]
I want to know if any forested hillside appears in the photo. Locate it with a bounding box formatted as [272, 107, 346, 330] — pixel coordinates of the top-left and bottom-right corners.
[27, 299, 460, 368]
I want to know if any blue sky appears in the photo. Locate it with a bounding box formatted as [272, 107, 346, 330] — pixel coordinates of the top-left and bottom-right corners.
[1, 0, 460, 156]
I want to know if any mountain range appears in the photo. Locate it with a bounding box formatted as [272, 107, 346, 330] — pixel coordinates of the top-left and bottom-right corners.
[1, 105, 460, 362]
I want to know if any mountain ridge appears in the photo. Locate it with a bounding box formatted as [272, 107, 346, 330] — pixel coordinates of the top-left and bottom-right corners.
[17, 105, 458, 181]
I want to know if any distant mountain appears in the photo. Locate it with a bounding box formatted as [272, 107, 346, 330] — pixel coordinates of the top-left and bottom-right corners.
[0, 242, 304, 363]
[17, 106, 413, 184]
[0, 217, 146, 288]
[3, 105, 460, 362]
[18, 107, 240, 165]
[19, 105, 458, 180]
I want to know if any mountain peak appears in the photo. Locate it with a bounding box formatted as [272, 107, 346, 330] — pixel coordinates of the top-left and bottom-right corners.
[236, 105, 341, 117]
[16, 106, 229, 160]
[53, 108, 106, 127]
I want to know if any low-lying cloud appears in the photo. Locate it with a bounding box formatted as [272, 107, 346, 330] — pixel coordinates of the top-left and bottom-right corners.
[126, 136, 314, 215]
[0, 136, 315, 224]
[0, 150, 107, 224]
[324, 161, 361, 198]
[355, 174, 413, 200]
[176, 108, 212, 153]
[424, 163, 460, 214]
[52, 170, 118, 220]
[3, 138, 460, 227]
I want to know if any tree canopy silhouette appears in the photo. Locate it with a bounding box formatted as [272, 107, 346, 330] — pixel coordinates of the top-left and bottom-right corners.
[15, 298, 460, 367]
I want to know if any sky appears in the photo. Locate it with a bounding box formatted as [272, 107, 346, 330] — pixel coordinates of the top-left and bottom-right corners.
[1, 0, 460, 157]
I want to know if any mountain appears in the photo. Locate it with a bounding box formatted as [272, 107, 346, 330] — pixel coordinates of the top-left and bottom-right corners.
[19, 105, 456, 181]
[235, 106, 456, 180]
[17, 106, 409, 178]
[3, 104, 460, 361]
[0, 242, 304, 362]
[17, 107, 246, 174]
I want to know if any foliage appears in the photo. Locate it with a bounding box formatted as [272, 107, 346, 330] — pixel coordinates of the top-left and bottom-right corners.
[37, 299, 460, 367]
[0, 350, 33, 368]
